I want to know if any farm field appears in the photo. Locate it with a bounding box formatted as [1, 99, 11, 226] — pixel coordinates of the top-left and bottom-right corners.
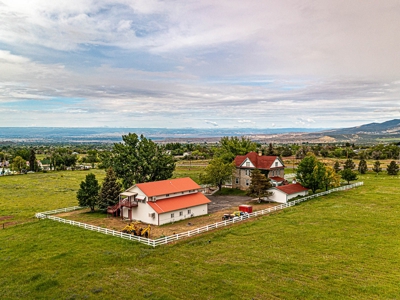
[1, 173, 400, 299]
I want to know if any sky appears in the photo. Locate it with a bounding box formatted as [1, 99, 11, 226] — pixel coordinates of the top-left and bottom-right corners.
[0, 0, 399, 129]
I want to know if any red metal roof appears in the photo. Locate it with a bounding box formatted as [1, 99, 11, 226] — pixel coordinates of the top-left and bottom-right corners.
[136, 177, 200, 197]
[147, 193, 211, 214]
[234, 152, 284, 170]
[270, 176, 285, 182]
[275, 183, 308, 195]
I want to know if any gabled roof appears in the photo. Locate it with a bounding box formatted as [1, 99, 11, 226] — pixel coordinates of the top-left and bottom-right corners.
[135, 177, 200, 197]
[234, 152, 284, 170]
[275, 183, 308, 195]
[148, 193, 211, 214]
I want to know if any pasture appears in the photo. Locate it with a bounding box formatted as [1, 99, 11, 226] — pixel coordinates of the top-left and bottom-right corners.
[0, 172, 400, 299]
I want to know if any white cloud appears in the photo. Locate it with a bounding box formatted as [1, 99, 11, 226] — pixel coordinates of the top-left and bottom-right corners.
[0, 1, 399, 127]
[204, 120, 218, 127]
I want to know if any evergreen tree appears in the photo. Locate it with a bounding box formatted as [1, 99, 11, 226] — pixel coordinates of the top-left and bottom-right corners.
[387, 161, 399, 175]
[98, 168, 122, 210]
[372, 160, 381, 175]
[266, 143, 275, 156]
[343, 158, 356, 170]
[333, 161, 341, 173]
[29, 149, 36, 172]
[341, 168, 358, 184]
[246, 169, 273, 202]
[77, 173, 100, 212]
[358, 159, 368, 174]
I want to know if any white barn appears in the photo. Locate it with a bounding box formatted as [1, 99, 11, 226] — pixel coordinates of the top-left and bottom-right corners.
[269, 183, 309, 203]
[116, 177, 211, 226]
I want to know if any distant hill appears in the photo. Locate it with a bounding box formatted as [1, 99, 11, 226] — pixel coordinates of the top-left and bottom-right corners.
[325, 119, 400, 135]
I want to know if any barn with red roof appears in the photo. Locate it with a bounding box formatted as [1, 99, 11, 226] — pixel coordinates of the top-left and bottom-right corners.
[269, 183, 309, 203]
[116, 177, 211, 225]
[232, 151, 285, 190]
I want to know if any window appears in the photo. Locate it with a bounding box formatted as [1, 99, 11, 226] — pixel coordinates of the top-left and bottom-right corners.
[245, 170, 251, 176]
[235, 177, 239, 184]
[171, 213, 174, 218]
[179, 211, 183, 216]
[188, 209, 191, 214]
[275, 162, 278, 167]
[246, 162, 250, 167]
[246, 179, 249, 186]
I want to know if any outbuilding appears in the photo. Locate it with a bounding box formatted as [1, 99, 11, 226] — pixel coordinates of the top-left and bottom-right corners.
[268, 183, 309, 203]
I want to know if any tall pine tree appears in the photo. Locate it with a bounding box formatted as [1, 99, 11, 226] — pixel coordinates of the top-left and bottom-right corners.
[29, 149, 36, 172]
[77, 173, 100, 212]
[387, 161, 399, 175]
[358, 159, 368, 174]
[98, 168, 122, 210]
[246, 169, 273, 202]
[343, 158, 355, 170]
[372, 160, 381, 175]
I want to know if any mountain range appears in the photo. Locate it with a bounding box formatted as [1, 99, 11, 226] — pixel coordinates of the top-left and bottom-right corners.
[0, 119, 399, 144]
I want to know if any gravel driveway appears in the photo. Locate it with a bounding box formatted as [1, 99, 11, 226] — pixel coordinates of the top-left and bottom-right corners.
[206, 195, 253, 213]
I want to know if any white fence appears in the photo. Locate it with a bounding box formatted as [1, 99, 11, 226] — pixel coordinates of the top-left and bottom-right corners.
[35, 182, 364, 247]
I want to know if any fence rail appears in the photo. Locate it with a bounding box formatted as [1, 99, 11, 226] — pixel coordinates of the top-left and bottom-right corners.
[35, 182, 364, 247]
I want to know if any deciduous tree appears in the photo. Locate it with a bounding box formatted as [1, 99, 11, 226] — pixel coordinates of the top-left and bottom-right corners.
[200, 158, 235, 191]
[322, 166, 340, 191]
[296, 154, 325, 193]
[12, 156, 26, 172]
[216, 136, 257, 163]
[77, 173, 100, 212]
[103, 133, 175, 189]
[341, 168, 358, 184]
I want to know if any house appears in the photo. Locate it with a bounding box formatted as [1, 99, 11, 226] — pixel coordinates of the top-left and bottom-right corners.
[232, 151, 285, 190]
[0, 161, 10, 168]
[111, 177, 211, 226]
[268, 183, 309, 203]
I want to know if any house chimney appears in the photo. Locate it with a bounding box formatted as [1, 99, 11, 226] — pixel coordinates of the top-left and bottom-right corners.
[258, 150, 262, 156]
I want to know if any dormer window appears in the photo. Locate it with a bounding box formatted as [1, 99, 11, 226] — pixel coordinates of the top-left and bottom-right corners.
[275, 162, 278, 167]
[246, 162, 250, 167]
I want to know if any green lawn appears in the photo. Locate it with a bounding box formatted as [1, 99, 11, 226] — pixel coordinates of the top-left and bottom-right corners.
[0, 169, 106, 224]
[1, 173, 400, 299]
[172, 165, 205, 184]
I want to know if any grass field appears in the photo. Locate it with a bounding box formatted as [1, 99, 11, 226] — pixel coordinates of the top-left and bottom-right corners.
[0, 169, 106, 225]
[1, 172, 400, 299]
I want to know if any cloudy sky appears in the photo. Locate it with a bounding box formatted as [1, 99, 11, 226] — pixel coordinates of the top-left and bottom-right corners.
[0, 0, 399, 129]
